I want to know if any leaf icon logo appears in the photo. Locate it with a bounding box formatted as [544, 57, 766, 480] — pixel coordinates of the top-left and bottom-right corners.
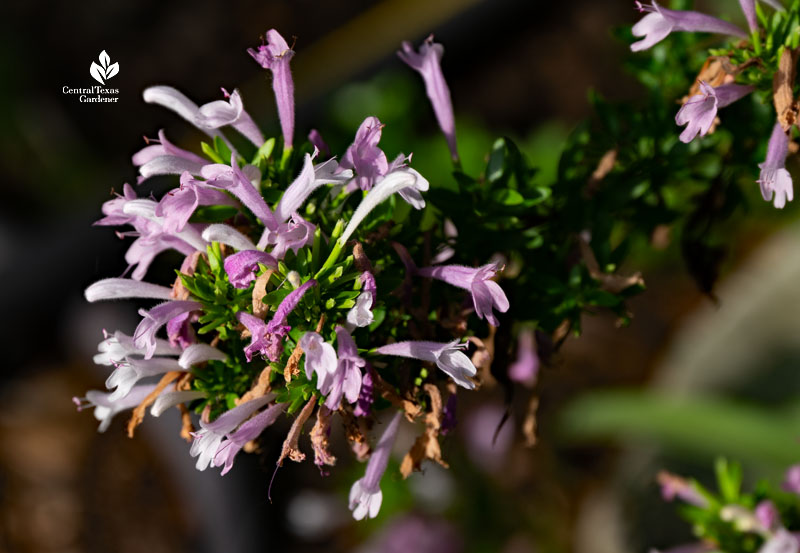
[90, 50, 120, 85]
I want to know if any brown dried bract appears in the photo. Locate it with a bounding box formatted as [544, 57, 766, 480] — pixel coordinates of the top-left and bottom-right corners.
[352, 242, 374, 273]
[277, 394, 317, 466]
[469, 328, 496, 389]
[586, 148, 618, 196]
[522, 396, 539, 448]
[687, 57, 737, 98]
[171, 250, 205, 300]
[252, 269, 274, 319]
[127, 371, 182, 438]
[178, 403, 194, 442]
[578, 234, 644, 294]
[339, 407, 371, 461]
[372, 371, 421, 421]
[400, 384, 448, 478]
[774, 48, 799, 132]
[236, 367, 273, 405]
[310, 406, 337, 468]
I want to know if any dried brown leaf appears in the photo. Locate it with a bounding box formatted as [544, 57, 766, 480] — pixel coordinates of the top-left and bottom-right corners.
[400, 384, 448, 478]
[522, 396, 539, 448]
[252, 269, 274, 319]
[578, 235, 644, 294]
[339, 407, 371, 461]
[311, 405, 337, 468]
[277, 394, 317, 466]
[127, 371, 181, 438]
[775, 48, 799, 132]
[179, 403, 194, 442]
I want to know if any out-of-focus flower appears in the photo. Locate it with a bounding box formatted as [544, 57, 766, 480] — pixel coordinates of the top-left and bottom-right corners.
[508, 328, 539, 388]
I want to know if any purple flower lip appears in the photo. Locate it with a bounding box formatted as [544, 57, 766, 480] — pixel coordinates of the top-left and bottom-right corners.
[631, 1, 747, 52]
[247, 29, 295, 148]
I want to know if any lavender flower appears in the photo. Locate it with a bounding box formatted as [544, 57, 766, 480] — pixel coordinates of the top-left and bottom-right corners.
[142, 86, 227, 143]
[349, 411, 403, 520]
[196, 88, 265, 147]
[248, 29, 295, 148]
[213, 402, 285, 475]
[346, 292, 374, 328]
[190, 394, 273, 470]
[759, 123, 794, 209]
[308, 129, 330, 157]
[398, 36, 458, 162]
[150, 389, 206, 417]
[166, 310, 196, 349]
[259, 213, 316, 259]
[178, 343, 228, 369]
[132, 129, 208, 182]
[201, 223, 257, 251]
[376, 340, 477, 389]
[238, 280, 316, 362]
[340, 116, 389, 191]
[133, 300, 202, 359]
[84, 278, 174, 303]
[416, 262, 509, 326]
[657, 471, 709, 508]
[631, 1, 747, 52]
[105, 357, 184, 401]
[354, 365, 374, 417]
[202, 155, 278, 229]
[755, 500, 780, 531]
[759, 529, 799, 553]
[676, 82, 754, 143]
[508, 328, 539, 388]
[320, 327, 364, 410]
[300, 331, 338, 390]
[73, 384, 157, 432]
[94, 330, 179, 366]
[155, 171, 238, 233]
[223, 250, 279, 289]
[272, 152, 352, 225]
[783, 464, 800, 494]
[740, 0, 785, 32]
[339, 169, 429, 245]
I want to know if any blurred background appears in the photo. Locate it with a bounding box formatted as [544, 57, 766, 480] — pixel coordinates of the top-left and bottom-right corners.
[2, 0, 800, 551]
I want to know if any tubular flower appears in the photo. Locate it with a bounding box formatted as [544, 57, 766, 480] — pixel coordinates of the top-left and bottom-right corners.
[675, 82, 754, 143]
[223, 250, 279, 289]
[196, 88, 265, 147]
[340, 116, 390, 191]
[73, 384, 158, 433]
[740, 0, 785, 32]
[190, 395, 273, 471]
[105, 357, 185, 402]
[631, 1, 747, 52]
[133, 300, 202, 359]
[155, 172, 238, 234]
[508, 328, 539, 388]
[758, 123, 794, 209]
[300, 331, 338, 390]
[248, 29, 295, 148]
[213, 402, 286, 475]
[93, 330, 179, 366]
[398, 36, 459, 161]
[321, 327, 364, 410]
[132, 129, 208, 182]
[376, 340, 477, 389]
[416, 262, 509, 326]
[349, 411, 403, 520]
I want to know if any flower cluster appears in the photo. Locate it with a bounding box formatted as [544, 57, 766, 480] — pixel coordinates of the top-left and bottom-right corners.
[76, 29, 518, 521]
[632, 0, 795, 208]
[653, 460, 800, 553]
